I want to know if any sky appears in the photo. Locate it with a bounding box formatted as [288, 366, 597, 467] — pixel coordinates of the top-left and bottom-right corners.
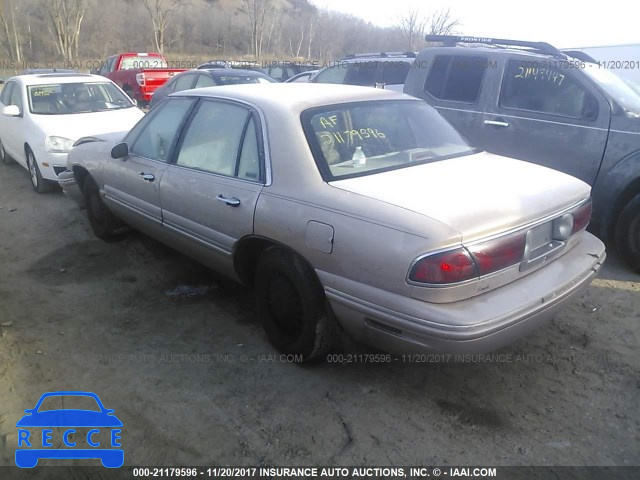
[309, 0, 639, 49]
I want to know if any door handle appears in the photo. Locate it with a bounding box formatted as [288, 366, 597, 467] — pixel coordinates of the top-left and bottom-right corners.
[217, 195, 241, 207]
[483, 119, 510, 127]
[139, 172, 155, 182]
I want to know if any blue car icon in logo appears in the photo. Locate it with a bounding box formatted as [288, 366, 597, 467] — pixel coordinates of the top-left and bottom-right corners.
[15, 391, 123, 468]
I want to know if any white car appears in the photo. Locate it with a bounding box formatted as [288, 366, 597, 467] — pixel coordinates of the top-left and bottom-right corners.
[0, 73, 144, 193]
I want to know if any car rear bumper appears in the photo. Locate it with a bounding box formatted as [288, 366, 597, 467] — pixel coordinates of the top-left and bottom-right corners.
[58, 170, 85, 208]
[322, 232, 606, 354]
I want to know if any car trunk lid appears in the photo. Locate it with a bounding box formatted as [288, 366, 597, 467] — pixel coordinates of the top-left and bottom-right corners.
[329, 151, 591, 242]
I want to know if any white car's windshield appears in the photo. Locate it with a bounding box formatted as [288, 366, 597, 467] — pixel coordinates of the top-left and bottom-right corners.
[583, 63, 640, 116]
[303, 100, 475, 180]
[28, 82, 134, 115]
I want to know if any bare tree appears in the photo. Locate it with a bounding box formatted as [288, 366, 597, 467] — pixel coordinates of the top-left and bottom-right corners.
[397, 9, 424, 52]
[240, 0, 273, 58]
[45, 0, 88, 62]
[425, 8, 460, 36]
[0, 0, 22, 62]
[141, 0, 185, 54]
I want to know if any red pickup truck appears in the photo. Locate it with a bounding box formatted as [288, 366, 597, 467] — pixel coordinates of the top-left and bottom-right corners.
[96, 53, 187, 106]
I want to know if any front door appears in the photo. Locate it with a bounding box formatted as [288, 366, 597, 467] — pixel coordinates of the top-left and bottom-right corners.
[102, 97, 196, 230]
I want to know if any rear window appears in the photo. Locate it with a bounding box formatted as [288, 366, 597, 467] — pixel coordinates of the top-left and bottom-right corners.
[382, 61, 412, 85]
[345, 62, 380, 86]
[119, 55, 168, 70]
[425, 55, 488, 103]
[302, 100, 474, 180]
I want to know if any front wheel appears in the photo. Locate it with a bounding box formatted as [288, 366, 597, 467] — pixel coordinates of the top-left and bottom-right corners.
[614, 193, 640, 272]
[26, 148, 53, 193]
[0, 138, 11, 164]
[84, 177, 125, 240]
[255, 247, 335, 361]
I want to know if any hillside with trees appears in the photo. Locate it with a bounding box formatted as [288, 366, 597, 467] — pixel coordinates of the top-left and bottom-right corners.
[0, 0, 459, 69]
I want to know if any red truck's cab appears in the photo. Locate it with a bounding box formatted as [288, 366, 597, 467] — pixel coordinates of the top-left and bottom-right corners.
[96, 53, 186, 106]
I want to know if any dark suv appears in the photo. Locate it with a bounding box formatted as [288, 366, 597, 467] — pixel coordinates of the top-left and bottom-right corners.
[404, 35, 640, 271]
[311, 52, 416, 91]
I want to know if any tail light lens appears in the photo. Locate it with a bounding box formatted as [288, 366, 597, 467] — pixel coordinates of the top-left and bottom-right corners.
[409, 248, 477, 284]
[467, 234, 526, 276]
[136, 73, 145, 86]
[571, 199, 592, 234]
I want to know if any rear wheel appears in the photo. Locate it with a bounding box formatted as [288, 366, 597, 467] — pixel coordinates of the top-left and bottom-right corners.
[614, 193, 640, 272]
[84, 176, 125, 240]
[255, 247, 334, 361]
[26, 148, 53, 193]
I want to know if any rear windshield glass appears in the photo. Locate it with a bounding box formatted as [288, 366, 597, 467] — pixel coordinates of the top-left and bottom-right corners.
[120, 55, 168, 70]
[215, 75, 276, 85]
[303, 100, 474, 180]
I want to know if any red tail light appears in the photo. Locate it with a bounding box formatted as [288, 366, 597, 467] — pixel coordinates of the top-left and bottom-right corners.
[571, 199, 592, 234]
[136, 73, 146, 87]
[409, 248, 477, 284]
[467, 234, 526, 276]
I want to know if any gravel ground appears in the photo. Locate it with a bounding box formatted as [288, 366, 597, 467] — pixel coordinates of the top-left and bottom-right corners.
[0, 159, 638, 473]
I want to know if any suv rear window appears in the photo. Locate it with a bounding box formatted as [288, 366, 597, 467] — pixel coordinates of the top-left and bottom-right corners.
[382, 61, 412, 85]
[425, 55, 488, 103]
[500, 60, 597, 119]
[345, 62, 380, 86]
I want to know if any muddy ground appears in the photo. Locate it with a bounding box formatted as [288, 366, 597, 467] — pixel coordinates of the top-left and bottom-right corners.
[0, 158, 638, 473]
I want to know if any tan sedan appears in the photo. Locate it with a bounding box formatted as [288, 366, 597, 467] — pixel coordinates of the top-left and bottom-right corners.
[59, 84, 606, 360]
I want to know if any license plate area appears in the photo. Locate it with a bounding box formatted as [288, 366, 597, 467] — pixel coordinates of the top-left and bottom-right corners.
[520, 221, 565, 272]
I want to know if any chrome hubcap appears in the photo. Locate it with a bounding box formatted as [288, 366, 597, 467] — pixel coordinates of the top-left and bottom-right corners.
[28, 154, 38, 187]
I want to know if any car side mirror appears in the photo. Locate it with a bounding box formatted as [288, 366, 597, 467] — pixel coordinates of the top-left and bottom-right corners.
[2, 105, 21, 117]
[111, 142, 129, 159]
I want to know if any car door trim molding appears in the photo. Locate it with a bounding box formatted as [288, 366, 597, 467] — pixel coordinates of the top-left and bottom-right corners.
[162, 218, 233, 256]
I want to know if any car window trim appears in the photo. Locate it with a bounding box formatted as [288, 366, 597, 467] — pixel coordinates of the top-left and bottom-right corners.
[170, 97, 267, 185]
[497, 58, 600, 122]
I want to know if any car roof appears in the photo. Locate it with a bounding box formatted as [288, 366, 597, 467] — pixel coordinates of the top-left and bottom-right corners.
[176, 83, 411, 112]
[417, 44, 562, 60]
[10, 73, 112, 86]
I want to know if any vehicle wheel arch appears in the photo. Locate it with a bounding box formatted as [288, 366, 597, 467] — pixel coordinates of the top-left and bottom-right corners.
[233, 235, 321, 289]
[72, 165, 91, 192]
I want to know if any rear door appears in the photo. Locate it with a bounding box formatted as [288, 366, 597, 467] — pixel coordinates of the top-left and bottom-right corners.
[102, 97, 196, 229]
[1, 81, 27, 163]
[420, 54, 493, 146]
[160, 98, 264, 266]
[481, 57, 610, 184]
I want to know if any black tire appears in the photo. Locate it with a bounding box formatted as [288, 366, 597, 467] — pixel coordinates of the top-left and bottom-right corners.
[255, 247, 334, 361]
[614, 193, 640, 272]
[84, 176, 124, 240]
[0, 138, 10, 165]
[26, 147, 53, 193]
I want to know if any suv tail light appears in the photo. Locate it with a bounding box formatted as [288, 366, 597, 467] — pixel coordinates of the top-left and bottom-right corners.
[571, 199, 592, 234]
[409, 248, 477, 284]
[136, 73, 145, 86]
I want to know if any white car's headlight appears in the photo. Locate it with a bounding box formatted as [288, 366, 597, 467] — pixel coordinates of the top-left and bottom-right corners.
[45, 136, 75, 153]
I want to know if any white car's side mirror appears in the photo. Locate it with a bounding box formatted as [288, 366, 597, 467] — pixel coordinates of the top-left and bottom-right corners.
[2, 105, 21, 117]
